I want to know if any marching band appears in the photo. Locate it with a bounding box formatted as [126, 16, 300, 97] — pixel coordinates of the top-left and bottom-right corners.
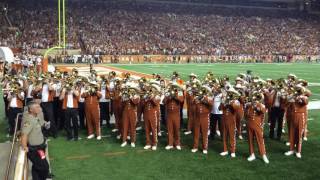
[2, 67, 311, 163]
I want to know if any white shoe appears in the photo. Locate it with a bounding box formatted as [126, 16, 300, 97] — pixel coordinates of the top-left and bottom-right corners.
[231, 153, 236, 158]
[87, 134, 95, 139]
[144, 145, 151, 150]
[191, 149, 198, 153]
[96, 136, 101, 140]
[165, 145, 173, 150]
[262, 155, 269, 164]
[127, 136, 131, 140]
[136, 126, 142, 131]
[116, 135, 121, 139]
[111, 129, 118, 132]
[282, 129, 285, 133]
[238, 135, 243, 140]
[220, 151, 228, 156]
[121, 142, 127, 147]
[176, 146, 182, 150]
[151, 146, 157, 151]
[303, 137, 308, 141]
[216, 130, 221, 137]
[184, 131, 192, 135]
[296, 153, 302, 159]
[131, 143, 135, 148]
[247, 154, 256, 162]
[158, 132, 162, 137]
[203, 150, 208, 154]
[286, 142, 290, 146]
[284, 151, 294, 156]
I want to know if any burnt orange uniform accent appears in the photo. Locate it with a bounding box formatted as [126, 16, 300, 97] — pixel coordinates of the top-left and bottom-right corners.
[193, 96, 213, 150]
[31, 88, 55, 101]
[263, 90, 273, 124]
[164, 93, 184, 146]
[122, 95, 140, 143]
[219, 100, 240, 153]
[61, 93, 79, 109]
[246, 102, 267, 156]
[143, 96, 161, 146]
[186, 92, 196, 132]
[81, 92, 102, 136]
[111, 89, 122, 131]
[236, 96, 245, 136]
[289, 96, 308, 153]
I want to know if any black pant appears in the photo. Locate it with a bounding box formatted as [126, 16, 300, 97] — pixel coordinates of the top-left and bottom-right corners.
[41, 102, 57, 137]
[27, 147, 49, 180]
[8, 107, 23, 135]
[53, 97, 64, 130]
[99, 102, 110, 127]
[160, 104, 166, 128]
[269, 107, 285, 139]
[78, 102, 86, 129]
[26, 98, 33, 106]
[210, 113, 222, 139]
[3, 96, 9, 119]
[64, 108, 79, 139]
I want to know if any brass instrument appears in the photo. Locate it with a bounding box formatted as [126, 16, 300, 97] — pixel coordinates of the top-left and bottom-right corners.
[195, 86, 212, 101]
[247, 91, 264, 104]
[144, 83, 161, 99]
[224, 89, 240, 104]
[86, 83, 98, 95]
[165, 83, 182, 98]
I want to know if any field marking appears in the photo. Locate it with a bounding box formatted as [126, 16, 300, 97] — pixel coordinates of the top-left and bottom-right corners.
[65, 155, 91, 160]
[103, 151, 127, 157]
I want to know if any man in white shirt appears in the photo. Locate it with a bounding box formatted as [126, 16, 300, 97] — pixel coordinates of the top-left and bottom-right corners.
[99, 79, 111, 127]
[210, 88, 223, 139]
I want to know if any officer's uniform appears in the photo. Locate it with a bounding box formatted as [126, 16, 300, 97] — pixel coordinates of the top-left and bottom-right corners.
[22, 112, 49, 180]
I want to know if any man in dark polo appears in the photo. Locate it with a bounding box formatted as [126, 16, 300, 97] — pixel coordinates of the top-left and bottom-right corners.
[21, 101, 50, 180]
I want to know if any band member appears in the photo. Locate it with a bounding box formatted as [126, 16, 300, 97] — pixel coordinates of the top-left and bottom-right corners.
[32, 78, 57, 137]
[269, 84, 286, 140]
[98, 76, 111, 127]
[110, 78, 123, 138]
[78, 80, 87, 129]
[7, 82, 25, 135]
[235, 83, 245, 140]
[25, 78, 35, 105]
[143, 84, 161, 150]
[210, 85, 223, 139]
[60, 83, 80, 141]
[81, 82, 102, 140]
[245, 92, 269, 163]
[184, 78, 198, 135]
[120, 86, 140, 147]
[159, 79, 167, 129]
[219, 89, 240, 158]
[191, 86, 213, 154]
[285, 85, 308, 158]
[52, 77, 63, 130]
[163, 83, 184, 150]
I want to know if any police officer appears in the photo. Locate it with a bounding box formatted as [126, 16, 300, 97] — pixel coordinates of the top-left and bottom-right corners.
[21, 101, 50, 180]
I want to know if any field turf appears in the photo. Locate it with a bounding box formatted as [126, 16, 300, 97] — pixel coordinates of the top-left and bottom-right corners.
[0, 63, 319, 180]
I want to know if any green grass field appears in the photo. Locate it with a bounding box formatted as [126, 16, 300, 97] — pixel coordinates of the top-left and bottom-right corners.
[1, 63, 320, 180]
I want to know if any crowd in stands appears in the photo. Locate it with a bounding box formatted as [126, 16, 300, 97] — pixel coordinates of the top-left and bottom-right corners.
[0, 0, 319, 56]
